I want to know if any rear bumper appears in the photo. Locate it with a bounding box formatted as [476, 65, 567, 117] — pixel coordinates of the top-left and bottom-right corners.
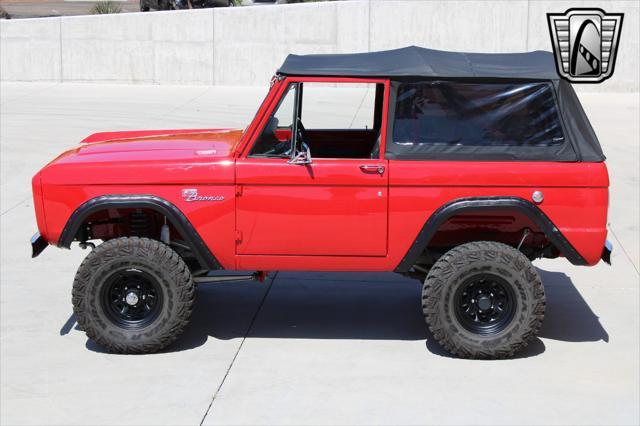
[31, 232, 48, 258]
[601, 239, 613, 265]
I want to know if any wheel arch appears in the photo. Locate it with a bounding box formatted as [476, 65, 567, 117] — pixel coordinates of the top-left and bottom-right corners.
[58, 194, 221, 270]
[395, 196, 587, 272]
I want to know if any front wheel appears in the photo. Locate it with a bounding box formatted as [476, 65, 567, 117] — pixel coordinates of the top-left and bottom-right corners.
[72, 237, 195, 354]
[422, 241, 545, 359]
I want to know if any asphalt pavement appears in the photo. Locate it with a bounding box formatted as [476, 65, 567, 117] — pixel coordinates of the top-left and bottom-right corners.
[1, 82, 638, 425]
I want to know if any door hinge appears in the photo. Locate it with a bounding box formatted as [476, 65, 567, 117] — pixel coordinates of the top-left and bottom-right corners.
[236, 185, 243, 197]
[235, 230, 242, 243]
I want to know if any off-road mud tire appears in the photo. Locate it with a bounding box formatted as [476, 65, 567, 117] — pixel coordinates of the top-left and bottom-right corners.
[422, 241, 545, 359]
[72, 237, 194, 354]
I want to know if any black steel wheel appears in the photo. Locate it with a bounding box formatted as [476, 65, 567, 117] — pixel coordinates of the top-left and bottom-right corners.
[101, 268, 163, 329]
[422, 241, 545, 359]
[453, 273, 516, 335]
[72, 237, 194, 354]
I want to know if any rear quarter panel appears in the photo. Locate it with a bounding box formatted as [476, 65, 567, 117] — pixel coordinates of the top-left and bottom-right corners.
[388, 161, 609, 266]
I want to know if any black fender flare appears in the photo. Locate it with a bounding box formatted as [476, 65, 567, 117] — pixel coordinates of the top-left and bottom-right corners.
[394, 196, 587, 272]
[58, 194, 221, 270]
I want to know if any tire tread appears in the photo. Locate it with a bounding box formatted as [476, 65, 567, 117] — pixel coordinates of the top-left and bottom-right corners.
[72, 237, 194, 354]
[422, 241, 545, 359]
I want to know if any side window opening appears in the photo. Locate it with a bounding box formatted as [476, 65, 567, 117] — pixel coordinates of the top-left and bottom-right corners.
[392, 81, 565, 148]
[250, 82, 385, 159]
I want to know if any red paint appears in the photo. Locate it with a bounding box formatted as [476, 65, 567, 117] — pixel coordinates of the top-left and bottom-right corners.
[236, 158, 388, 256]
[32, 76, 609, 270]
[81, 128, 231, 144]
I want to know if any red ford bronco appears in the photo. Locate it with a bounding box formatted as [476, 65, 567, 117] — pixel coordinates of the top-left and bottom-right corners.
[31, 47, 611, 358]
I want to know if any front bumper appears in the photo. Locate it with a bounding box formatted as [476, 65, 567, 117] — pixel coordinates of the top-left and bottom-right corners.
[601, 239, 613, 265]
[31, 232, 48, 258]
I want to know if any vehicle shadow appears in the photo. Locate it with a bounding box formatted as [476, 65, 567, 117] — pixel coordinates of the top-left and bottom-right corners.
[72, 268, 608, 356]
[537, 269, 610, 343]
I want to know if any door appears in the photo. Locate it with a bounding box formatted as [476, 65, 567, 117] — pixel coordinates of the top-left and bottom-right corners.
[235, 78, 389, 257]
[235, 158, 388, 256]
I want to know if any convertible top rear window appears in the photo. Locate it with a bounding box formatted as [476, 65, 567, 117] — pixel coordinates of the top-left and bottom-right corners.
[392, 81, 564, 148]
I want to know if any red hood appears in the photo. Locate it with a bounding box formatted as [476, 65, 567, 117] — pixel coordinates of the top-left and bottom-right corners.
[41, 128, 243, 185]
[80, 128, 237, 145]
[78, 128, 243, 156]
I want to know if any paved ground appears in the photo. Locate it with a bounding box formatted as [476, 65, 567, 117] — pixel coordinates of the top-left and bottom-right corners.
[0, 82, 638, 425]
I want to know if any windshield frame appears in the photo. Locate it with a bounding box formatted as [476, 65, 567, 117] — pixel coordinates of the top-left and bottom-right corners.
[235, 74, 288, 158]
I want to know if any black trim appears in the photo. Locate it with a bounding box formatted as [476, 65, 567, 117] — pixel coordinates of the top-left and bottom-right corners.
[394, 196, 587, 272]
[31, 232, 48, 258]
[58, 195, 221, 270]
[601, 240, 612, 265]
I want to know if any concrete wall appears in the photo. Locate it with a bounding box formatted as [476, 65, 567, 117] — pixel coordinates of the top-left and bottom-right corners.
[1, 0, 638, 91]
[0, 17, 62, 82]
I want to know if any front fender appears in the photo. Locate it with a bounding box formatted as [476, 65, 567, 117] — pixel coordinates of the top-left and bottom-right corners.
[58, 194, 222, 270]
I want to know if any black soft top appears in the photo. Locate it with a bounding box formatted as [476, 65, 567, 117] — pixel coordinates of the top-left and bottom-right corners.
[278, 46, 605, 162]
[278, 46, 559, 80]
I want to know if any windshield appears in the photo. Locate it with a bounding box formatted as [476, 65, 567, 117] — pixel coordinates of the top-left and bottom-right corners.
[236, 76, 282, 155]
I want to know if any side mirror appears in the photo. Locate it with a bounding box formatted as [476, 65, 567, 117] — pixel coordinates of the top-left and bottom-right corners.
[288, 143, 312, 165]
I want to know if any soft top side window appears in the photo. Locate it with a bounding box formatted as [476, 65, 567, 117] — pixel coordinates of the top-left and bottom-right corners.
[392, 81, 565, 147]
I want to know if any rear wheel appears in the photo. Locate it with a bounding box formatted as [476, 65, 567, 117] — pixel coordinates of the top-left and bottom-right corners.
[422, 241, 545, 359]
[72, 237, 194, 354]
[139, 0, 150, 11]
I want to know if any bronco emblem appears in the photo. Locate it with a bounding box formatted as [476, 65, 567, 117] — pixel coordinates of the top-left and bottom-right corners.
[547, 8, 624, 83]
[181, 189, 224, 202]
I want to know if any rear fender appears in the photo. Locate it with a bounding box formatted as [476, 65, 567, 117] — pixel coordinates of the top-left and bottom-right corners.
[394, 196, 587, 272]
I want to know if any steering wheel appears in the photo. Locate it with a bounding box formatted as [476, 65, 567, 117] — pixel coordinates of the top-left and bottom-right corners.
[262, 117, 308, 157]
